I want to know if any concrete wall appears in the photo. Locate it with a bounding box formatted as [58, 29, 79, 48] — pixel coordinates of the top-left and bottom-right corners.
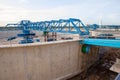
[0, 40, 99, 80]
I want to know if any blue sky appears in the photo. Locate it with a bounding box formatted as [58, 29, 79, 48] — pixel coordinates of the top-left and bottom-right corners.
[0, 0, 120, 25]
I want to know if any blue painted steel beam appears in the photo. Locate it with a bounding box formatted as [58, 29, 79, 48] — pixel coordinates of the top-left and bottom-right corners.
[80, 39, 120, 48]
[5, 18, 89, 36]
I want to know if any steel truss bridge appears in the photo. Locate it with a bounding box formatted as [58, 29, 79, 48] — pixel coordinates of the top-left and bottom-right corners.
[4, 18, 120, 48]
[6, 18, 89, 35]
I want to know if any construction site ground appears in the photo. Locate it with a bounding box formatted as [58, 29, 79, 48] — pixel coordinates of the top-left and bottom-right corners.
[68, 48, 120, 80]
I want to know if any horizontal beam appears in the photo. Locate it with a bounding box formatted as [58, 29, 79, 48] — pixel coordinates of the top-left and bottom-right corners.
[80, 39, 120, 48]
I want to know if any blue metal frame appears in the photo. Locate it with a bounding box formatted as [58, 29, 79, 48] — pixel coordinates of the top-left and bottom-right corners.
[5, 18, 120, 48]
[87, 24, 99, 30]
[6, 18, 89, 36]
[80, 38, 120, 48]
[17, 30, 36, 44]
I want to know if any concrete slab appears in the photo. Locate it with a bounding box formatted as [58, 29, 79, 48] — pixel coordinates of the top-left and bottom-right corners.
[110, 58, 120, 73]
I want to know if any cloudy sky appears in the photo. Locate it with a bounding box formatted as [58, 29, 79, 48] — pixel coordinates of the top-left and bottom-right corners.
[0, 0, 120, 26]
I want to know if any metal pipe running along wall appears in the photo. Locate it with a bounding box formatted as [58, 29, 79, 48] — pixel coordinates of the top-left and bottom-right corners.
[80, 38, 120, 48]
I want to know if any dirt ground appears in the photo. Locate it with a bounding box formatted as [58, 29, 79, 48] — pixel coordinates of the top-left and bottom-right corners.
[68, 62, 118, 80]
[68, 47, 120, 80]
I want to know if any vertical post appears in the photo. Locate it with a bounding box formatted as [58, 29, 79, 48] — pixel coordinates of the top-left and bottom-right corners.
[55, 32, 57, 40]
[52, 32, 55, 40]
[44, 36, 47, 42]
[47, 32, 49, 41]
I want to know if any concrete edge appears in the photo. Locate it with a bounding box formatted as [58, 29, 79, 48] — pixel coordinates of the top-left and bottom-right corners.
[0, 39, 82, 48]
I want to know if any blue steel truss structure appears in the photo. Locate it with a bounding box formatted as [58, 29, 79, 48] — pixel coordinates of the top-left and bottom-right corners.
[6, 18, 89, 36]
[5, 18, 120, 48]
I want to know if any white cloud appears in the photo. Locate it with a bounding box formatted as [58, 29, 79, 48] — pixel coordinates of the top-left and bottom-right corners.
[107, 13, 120, 19]
[0, 4, 70, 25]
[0, 1, 120, 26]
[19, 0, 28, 3]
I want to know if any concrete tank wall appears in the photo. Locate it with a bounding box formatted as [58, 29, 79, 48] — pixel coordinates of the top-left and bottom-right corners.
[0, 40, 99, 80]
